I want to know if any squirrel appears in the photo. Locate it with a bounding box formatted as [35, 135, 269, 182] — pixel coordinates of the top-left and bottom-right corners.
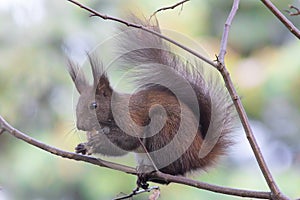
[67, 16, 236, 187]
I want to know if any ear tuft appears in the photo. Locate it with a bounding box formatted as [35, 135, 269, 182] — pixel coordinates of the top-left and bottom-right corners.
[85, 54, 111, 95]
[87, 54, 104, 88]
[67, 59, 89, 94]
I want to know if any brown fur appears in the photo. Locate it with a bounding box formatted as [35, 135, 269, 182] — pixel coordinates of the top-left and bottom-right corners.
[68, 16, 237, 176]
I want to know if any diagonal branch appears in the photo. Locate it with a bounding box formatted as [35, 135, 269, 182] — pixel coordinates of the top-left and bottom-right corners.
[137, 137, 159, 172]
[0, 116, 136, 174]
[217, 1, 289, 199]
[215, 61, 289, 200]
[0, 115, 272, 199]
[260, 0, 300, 39]
[66, 0, 216, 68]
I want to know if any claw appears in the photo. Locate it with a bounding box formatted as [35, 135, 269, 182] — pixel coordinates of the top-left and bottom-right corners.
[137, 174, 150, 189]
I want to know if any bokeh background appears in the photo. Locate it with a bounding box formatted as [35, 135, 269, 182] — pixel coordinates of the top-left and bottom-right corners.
[0, 0, 300, 199]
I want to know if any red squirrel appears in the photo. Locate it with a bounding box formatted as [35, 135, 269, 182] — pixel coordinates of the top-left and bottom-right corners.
[68, 16, 236, 186]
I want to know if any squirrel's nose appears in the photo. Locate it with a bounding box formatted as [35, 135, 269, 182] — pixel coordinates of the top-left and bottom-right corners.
[76, 120, 87, 131]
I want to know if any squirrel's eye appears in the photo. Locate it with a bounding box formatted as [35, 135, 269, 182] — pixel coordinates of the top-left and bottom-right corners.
[90, 102, 98, 110]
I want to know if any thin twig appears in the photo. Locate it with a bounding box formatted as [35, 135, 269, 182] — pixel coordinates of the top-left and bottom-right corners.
[285, 5, 300, 16]
[260, 0, 300, 39]
[218, 0, 239, 63]
[0, 115, 271, 199]
[0, 128, 5, 135]
[113, 186, 159, 200]
[151, 0, 190, 18]
[137, 137, 159, 172]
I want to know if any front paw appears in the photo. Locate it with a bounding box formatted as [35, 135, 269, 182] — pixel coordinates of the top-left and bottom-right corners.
[75, 143, 91, 155]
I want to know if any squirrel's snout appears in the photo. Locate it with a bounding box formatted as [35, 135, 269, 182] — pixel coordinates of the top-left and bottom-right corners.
[76, 121, 88, 131]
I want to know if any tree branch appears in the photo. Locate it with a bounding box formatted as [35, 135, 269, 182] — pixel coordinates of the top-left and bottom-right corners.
[217, 1, 289, 199]
[151, 0, 190, 17]
[66, 0, 216, 68]
[0, 116, 136, 174]
[260, 0, 300, 39]
[0, 115, 272, 199]
[217, 1, 292, 199]
[215, 61, 289, 200]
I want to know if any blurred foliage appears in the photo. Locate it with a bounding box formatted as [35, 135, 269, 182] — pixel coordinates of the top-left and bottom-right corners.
[0, 0, 300, 199]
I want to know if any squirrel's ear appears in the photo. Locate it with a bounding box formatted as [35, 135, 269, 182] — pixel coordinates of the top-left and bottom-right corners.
[87, 54, 103, 88]
[86, 54, 112, 95]
[96, 75, 112, 96]
[67, 59, 88, 94]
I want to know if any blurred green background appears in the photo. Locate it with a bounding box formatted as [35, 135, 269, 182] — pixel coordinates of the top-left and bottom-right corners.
[0, 0, 300, 199]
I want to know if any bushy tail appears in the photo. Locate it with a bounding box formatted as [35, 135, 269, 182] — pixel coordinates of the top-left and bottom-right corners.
[115, 16, 237, 166]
